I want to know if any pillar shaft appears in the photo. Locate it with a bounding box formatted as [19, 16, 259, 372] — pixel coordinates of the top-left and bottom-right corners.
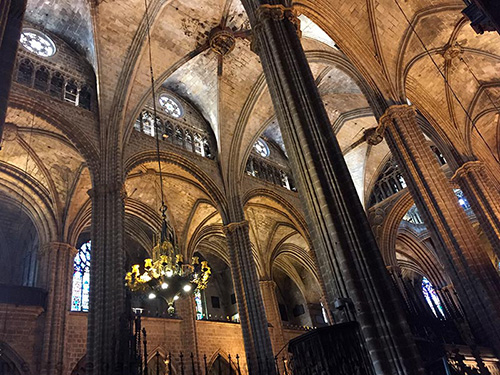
[0, 0, 26, 148]
[38, 242, 77, 375]
[259, 280, 285, 355]
[87, 182, 127, 375]
[238, 3, 423, 374]
[379, 104, 500, 353]
[451, 160, 500, 261]
[223, 216, 274, 375]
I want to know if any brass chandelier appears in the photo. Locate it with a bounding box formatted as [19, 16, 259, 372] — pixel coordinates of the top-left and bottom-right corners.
[125, 0, 210, 315]
[125, 212, 211, 314]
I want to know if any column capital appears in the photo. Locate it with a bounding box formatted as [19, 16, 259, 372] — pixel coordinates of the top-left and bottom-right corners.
[223, 220, 249, 234]
[380, 104, 415, 125]
[451, 160, 485, 182]
[259, 279, 277, 289]
[39, 242, 78, 257]
[87, 182, 126, 199]
[251, 4, 301, 53]
[386, 265, 402, 276]
[367, 104, 416, 145]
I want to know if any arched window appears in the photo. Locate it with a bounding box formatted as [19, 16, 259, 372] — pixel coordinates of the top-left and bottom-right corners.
[64, 80, 79, 104]
[49, 72, 64, 99]
[71, 241, 91, 312]
[34, 66, 49, 91]
[422, 277, 444, 318]
[79, 86, 92, 110]
[17, 59, 34, 86]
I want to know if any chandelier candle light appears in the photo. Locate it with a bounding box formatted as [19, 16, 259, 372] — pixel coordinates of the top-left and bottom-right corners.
[125, 0, 210, 315]
[125, 215, 211, 314]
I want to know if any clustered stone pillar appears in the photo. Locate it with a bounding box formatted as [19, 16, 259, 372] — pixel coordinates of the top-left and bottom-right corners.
[223, 209, 275, 375]
[259, 280, 286, 354]
[37, 242, 78, 375]
[451, 160, 500, 260]
[239, 1, 424, 374]
[377, 104, 500, 354]
[87, 182, 127, 375]
[0, 0, 26, 147]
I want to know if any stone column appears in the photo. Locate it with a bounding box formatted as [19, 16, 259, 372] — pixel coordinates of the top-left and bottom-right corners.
[259, 280, 286, 355]
[223, 215, 274, 375]
[0, 0, 26, 148]
[451, 160, 500, 260]
[38, 242, 78, 375]
[87, 182, 127, 375]
[377, 104, 500, 353]
[239, 2, 423, 374]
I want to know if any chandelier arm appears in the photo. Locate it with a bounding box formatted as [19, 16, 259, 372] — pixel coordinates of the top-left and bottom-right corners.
[144, 0, 167, 216]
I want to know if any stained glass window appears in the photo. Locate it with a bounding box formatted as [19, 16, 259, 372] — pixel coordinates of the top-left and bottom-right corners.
[20, 29, 56, 57]
[195, 289, 204, 320]
[71, 241, 91, 312]
[159, 94, 183, 118]
[422, 277, 444, 318]
[254, 138, 269, 157]
[454, 189, 471, 210]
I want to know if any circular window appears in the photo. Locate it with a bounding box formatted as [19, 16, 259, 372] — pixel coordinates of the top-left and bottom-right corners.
[20, 29, 56, 57]
[159, 94, 183, 118]
[254, 138, 270, 157]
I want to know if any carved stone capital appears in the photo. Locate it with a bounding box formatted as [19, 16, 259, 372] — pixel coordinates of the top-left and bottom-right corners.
[39, 242, 78, 258]
[386, 264, 402, 276]
[88, 182, 126, 199]
[451, 160, 485, 182]
[255, 4, 301, 36]
[223, 220, 249, 234]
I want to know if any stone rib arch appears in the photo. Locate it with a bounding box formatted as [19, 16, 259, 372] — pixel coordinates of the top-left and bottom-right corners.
[0, 166, 57, 243]
[0, 341, 32, 375]
[7, 92, 99, 178]
[124, 150, 228, 221]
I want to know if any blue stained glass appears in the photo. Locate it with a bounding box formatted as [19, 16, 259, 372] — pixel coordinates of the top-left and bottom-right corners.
[71, 241, 91, 312]
[422, 277, 444, 318]
[195, 289, 204, 320]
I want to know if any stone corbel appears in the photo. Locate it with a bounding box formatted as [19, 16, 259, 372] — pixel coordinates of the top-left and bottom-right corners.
[223, 220, 249, 234]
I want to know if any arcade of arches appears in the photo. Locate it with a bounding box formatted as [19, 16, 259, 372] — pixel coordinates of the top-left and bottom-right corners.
[0, 0, 500, 374]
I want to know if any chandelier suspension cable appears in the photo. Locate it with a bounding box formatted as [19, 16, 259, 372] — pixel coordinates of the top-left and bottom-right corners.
[393, 0, 500, 165]
[144, 0, 167, 220]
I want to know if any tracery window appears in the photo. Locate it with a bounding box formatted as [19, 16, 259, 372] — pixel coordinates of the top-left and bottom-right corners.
[254, 138, 270, 158]
[20, 29, 56, 57]
[17, 59, 34, 86]
[71, 241, 91, 312]
[422, 277, 444, 318]
[368, 159, 406, 206]
[159, 94, 183, 118]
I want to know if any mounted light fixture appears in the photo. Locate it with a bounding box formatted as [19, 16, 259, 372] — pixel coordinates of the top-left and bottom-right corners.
[125, 0, 211, 315]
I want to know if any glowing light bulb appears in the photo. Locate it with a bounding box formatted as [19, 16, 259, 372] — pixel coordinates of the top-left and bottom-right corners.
[173, 295, 179, 301]
[183, 284, 192, 292]
[166, 270, 173, 278]
[148, 293, 156, 299]
[161, 282, 169, 289]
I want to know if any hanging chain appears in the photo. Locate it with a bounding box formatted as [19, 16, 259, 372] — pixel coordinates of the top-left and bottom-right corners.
[144, 0, 167, 218]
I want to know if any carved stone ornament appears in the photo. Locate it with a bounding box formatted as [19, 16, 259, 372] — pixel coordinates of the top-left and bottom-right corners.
[256, 4, 302, 38]
[209, 27, 236, 56]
